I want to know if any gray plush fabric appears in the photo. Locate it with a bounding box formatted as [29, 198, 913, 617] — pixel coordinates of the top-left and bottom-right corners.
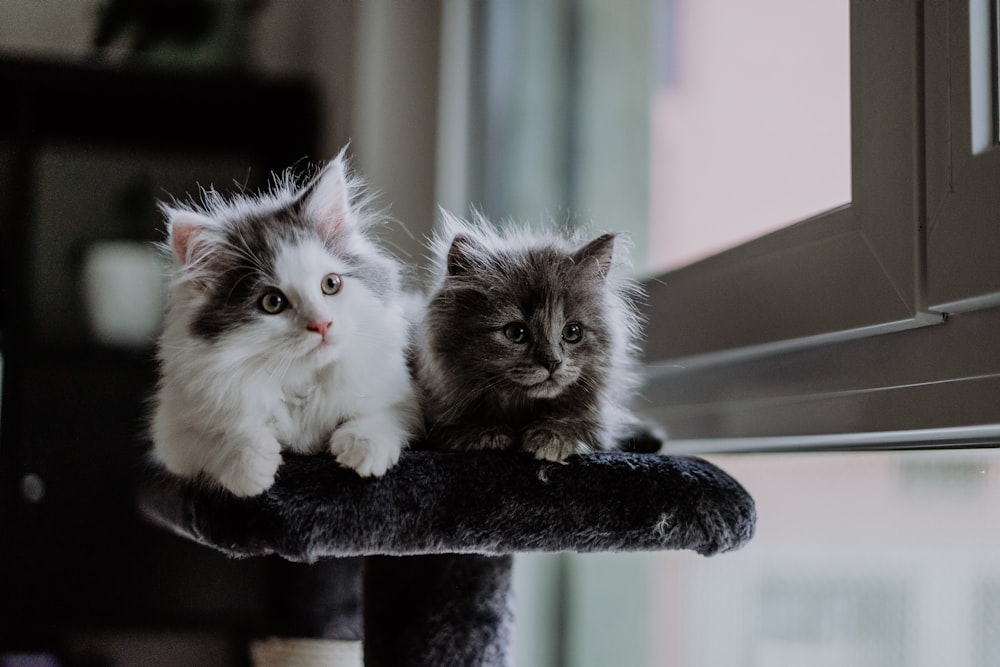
[138, 450, 755, 666]
[139, 450, 755, 560]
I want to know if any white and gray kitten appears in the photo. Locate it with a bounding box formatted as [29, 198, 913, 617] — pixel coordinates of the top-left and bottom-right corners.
[151, 152, 416, 496]
[412, 213, 663, 462]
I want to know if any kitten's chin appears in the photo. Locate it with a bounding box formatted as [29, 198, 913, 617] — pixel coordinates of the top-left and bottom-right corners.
[310, 340, 342, 364]
[285, 338, 340, 370]
[523, 379, 567, 399]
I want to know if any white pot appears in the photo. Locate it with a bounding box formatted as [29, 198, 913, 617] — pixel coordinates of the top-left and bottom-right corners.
[82, 240, 165, 348]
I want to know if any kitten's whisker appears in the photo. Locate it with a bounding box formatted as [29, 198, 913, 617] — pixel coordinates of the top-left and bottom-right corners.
[264, 346, 300, 379]
[350, 327, 392, 342]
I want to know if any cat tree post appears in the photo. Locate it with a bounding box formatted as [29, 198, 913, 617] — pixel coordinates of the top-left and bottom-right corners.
[249, 558, 364, 667]
[364, 554, 513, 667]
[244, 554, 512, 667]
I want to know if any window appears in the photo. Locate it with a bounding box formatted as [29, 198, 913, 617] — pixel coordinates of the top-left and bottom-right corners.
[649, 0, 851, 271]
[645, 0, 937, 367]
[644, 0, 1000, 444]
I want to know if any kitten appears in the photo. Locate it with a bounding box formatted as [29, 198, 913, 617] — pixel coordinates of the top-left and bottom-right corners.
[412, 213, 663, 462]
[151, 152, 416, 496]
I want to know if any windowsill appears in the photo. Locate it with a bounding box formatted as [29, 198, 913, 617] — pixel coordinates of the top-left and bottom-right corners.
[659, 424, 1000, 456]
[641, 305, 1000, 449]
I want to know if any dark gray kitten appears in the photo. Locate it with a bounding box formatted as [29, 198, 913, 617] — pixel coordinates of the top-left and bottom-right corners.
[413, 214, 663, 462]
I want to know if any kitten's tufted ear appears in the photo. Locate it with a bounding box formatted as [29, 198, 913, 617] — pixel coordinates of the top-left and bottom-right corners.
[302, 153, 354, 238]
[573, 233, 616, 279]
[165, 209, 220, 290]
[446, 234, 484, 277]
[166, 209, 217, 266]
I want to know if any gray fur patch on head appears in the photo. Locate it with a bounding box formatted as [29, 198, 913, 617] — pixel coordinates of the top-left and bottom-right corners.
[159, 153, 402, 340]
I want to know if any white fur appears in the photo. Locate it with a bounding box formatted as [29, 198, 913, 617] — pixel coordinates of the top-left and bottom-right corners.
[151, 155, 415, 496]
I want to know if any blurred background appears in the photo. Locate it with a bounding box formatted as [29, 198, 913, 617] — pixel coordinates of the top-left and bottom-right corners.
[2, 1, 998, 666]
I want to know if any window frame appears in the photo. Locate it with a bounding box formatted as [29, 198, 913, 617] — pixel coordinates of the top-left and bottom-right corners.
[924, 0, 1000, 312]
[641, 0, 1000, 450]
[644, 0, 934, 366]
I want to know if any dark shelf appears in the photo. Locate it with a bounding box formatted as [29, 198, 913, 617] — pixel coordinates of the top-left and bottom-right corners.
[0, 57, 318, 159]
[0, 56, 320, 651]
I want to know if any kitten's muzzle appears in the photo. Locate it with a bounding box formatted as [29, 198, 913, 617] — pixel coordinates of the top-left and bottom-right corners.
[537, 355, 562, 375]
[307, 319, 332, 339]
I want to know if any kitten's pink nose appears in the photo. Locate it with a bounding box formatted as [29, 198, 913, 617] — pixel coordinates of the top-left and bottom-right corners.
[307, 320, 332, 338]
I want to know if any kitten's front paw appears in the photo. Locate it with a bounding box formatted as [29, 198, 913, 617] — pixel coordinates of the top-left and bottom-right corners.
[476, 429, 515, 451]
[330, 417, 405, 477]
[619, 422, 667, 453]
[216, 437, 283, 497]
[441, 426, 514, 451]
[521, 427, 581, 463]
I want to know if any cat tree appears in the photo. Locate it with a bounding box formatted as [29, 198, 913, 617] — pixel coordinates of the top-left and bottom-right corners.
[139, 449, 756, 666]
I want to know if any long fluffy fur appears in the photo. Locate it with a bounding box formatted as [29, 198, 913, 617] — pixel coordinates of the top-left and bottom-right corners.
[151, 151, 417, 496]
[412, 212, 659, 461]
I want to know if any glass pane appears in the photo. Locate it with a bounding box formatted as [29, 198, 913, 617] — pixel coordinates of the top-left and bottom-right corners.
[649, 0, 851, 271]
[649, 449, 1000, 666]
[469, 0, 652, 268]
[970, 0, 996, 153]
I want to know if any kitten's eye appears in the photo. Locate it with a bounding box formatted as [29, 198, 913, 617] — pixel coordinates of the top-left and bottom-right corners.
[259, 290, 288, 314]
[321, 272, 343, 295]
[562, 322, 583, 344]
[503, 323, 530, 344]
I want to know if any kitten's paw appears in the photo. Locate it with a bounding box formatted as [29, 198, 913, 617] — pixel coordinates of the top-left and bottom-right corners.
[216, 438, 283, 497]
[441, 427, 515, 451]
[153, 422, 211, 478]
[153, 438, 203, 479]
[478, 429, 515, 451]
[330, 418, 405, 477]
[522, 428, 581, 463]
[619, 422, 667, 453]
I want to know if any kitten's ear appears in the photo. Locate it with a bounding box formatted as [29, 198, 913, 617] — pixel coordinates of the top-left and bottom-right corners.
[302, 154, 353, 238]
[166, 209, 217, 266]
[447, 234, 482, 277]
[573, 233, 616, 279]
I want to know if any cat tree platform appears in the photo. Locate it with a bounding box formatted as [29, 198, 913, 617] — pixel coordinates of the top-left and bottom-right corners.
[139, 450, 756, 666]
